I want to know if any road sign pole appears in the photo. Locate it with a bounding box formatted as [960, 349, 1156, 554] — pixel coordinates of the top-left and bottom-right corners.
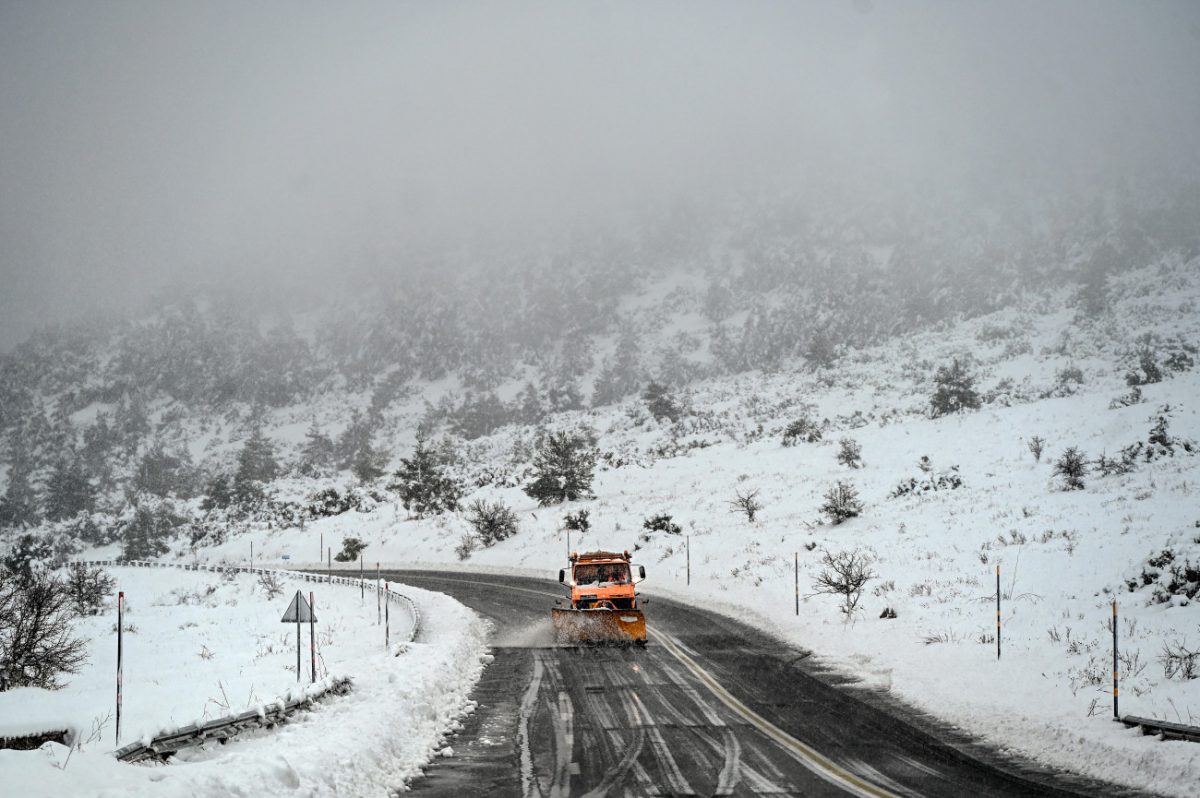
[385, 582, 390, 650]
[686, 535, 690, 586]
[376, 562, 381, 625]
[309, 591, 317, 683]
[250, 541, 254, 571]
[116, 591, 124, 745]
[295, 593, 302, 682]
[360, 555, 364, 601]
[327, 548, 332, 582]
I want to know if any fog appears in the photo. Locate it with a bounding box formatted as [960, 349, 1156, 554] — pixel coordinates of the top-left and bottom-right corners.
[2, 1, 1198, 347]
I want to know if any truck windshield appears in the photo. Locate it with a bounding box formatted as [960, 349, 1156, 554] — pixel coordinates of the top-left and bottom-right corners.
[574, 563, 630, 585]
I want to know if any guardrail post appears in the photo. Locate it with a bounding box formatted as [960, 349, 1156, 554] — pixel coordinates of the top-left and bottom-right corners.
[996, 565, 1002, 661]
[116, 591, 124, 745]
[1113, 599, 1119, 720]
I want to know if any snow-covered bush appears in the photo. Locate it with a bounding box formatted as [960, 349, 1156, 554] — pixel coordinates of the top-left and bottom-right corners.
[820, 481, 863, 524]
[1053, 447, 1088, 491]
[640, 514, 681, 538]
[467, 500, 519, 546]
[837, 437, 863, 469]
[811, 548, 875, 617]
[781, 417, 822, 446]
[334, 536, 368, 562]
[0, 568, 88, 691]
[727, 488, 762, 522]
[66, 565, 115, 616]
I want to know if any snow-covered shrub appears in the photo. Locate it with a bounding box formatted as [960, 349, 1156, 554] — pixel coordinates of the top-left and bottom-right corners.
[1027, 436, 1046, 463]
[888, 459, 962, 498]
[820, 481, 863, 525]
[837, 437, 863, 469]
[0, 568, 88, 691]
[1125, 346, 1163, 387]
[781, 417, 822, 446]
[66, 565, 115, 616]
[1127, 549, 1200, 604]
[1159, 639, 1198, 680]
[727, 488, 762, 522]
[334, 536, 368, 562]
[467, 499, 519, 546]
[257, 570, 283, 600]
[1108, 385, 1143, 409]
[811, 548, 875, 617]
[454, 534, 478, 561]
[640, 514, 682, 539]
[563, 509, 591, 533]
[1052, 447, 1088, 491]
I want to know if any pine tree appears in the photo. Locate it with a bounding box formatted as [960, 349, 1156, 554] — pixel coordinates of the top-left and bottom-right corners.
[134, 441, 195, 498]
[642, 382, 681, 423]
[516, 382, 543, 425]
[523, 431, 595, 506]
[351, 438, 387, 483]
[300, 420, 335, 471]
[43, 457, 96, 522]
[235, 425, 278, 484]
[591, 327, 643, 407]
[120, 504, 172, 561]
[389, 434, 462, 517]
[200, 473, 235, 511]
[930, 358, 981, 417]
[0, 464, 40, 529]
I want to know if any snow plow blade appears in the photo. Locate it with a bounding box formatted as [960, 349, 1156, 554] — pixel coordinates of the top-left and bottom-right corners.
[552, 608, 646, 645]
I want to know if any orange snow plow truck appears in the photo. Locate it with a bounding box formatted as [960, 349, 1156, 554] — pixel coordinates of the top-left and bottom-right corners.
[553, 550, 647, 645]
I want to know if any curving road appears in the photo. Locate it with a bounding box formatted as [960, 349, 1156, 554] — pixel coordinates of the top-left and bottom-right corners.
[391, 570, 1148, 798]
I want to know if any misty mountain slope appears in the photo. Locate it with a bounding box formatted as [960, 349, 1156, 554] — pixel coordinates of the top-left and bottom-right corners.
[4, 250, 1199, 791]
[113, 253, 1199, 795]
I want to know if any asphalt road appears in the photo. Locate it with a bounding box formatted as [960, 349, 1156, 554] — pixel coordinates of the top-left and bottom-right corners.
[391, 570, 1147, 798]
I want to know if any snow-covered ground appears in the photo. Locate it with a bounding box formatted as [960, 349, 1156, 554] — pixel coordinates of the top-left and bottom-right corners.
[176, 258, 1200, 794]
[0, 566, 489, 797]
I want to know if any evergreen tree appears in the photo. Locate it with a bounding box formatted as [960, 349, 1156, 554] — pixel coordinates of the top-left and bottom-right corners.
[120, 503, 176, 561]
[591, 326, 643, 407]
[235, 425, 278, 484]
[133, 441, 195, 498]
[0, 464, 40, 529]
[523, 431, 595, 506]
[389, 434, 462, 517]
[642, 382, 682, 423]
[335, 408, 376, 469]
[930, 358, 981, 417]
[43, 457, 96, 522]
[300, 420, 335, 472]
[450, 392, 510, 439]
[200, 472, 235, 512]
[515, 382, 543, 425]
[351, 437, 388, 483]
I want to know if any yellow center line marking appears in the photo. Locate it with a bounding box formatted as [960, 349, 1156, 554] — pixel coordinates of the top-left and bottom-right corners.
[651, 627, 900, 798]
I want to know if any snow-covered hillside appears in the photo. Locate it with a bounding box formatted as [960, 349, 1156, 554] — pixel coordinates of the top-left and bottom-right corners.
[171, 255, 1199, 794]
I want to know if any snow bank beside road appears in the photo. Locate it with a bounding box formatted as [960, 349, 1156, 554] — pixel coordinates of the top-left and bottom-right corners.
[0, 568, 489, 797]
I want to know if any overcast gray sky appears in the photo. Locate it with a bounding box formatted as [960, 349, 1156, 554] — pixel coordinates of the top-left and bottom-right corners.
[2, 1, 1198, 347]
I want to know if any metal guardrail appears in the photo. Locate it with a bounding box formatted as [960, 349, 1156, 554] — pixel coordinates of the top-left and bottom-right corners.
[67, 559, 423, 761]
[114, 677, 353, 763]
[1120, 715, 1200, 743]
